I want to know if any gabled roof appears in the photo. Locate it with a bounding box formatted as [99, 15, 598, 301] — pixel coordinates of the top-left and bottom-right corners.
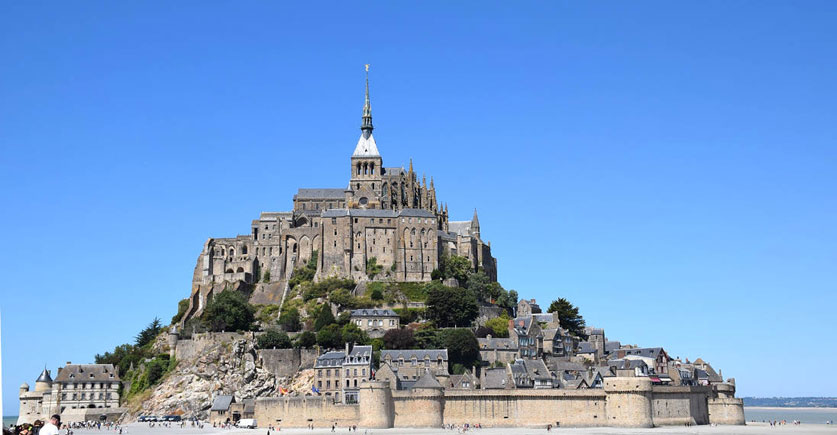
[577, 342, 597, 354]
[413, 371, 443, 389]
[211, 395, 235, 411]
[478, 336, 516, 350]
[352, 133, 380, 157]
[348, 345, 373, 358]
[482, 368, 509, 389]
[54, 364, 119, 382]
[448, 221, 472, 237]
[315, 351, 346, 368]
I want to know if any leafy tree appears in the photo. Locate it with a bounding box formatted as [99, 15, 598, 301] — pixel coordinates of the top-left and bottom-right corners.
[466, 271, 503, 303]
[425, 282, 478, 327]
[295, 331, 317, 349]
[171, 299, 190, 325]
[313, 304, 336, 330]
[547, 297, 586, 338]
[440, 328, 480, 371]
[496, 289, 518, 315]
[202, 290, 255, 332]
[278, 307, 301, 332]
[257, 329, 292, 349]
[145, 355, 170, 386]
[440, 254, 472, 285]
[341, 323, 370, 345]
[263, 270, 271, 283]
[329, 288, 356, 310]
[370, 288, 384, 301]
[366, 257, 383, 280]
[382, 328, 415, 349]
[485, 316, 510, 338]
[316, 324, 343, 349]
[414, 327, 443, 349]
[136, 318, 162, 347]
[336, 311, 351, 326]
[95, 343, 143, 375]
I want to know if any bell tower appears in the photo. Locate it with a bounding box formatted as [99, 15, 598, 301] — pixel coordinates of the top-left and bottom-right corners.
[349, 65, 383, 209]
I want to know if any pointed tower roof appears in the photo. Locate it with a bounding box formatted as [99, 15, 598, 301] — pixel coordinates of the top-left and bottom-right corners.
[413, 370, 443, 389]
[36, 367, 52, 383]
[353, 65, 380, 157]
[472, 208, 480, 227]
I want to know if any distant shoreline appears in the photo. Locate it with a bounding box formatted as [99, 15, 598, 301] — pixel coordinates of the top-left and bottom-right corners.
[745, 406, 837, 410]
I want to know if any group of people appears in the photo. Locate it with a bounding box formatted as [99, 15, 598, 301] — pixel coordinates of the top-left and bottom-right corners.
[6, 415, 62, 435]
[443, 423, 483, 432]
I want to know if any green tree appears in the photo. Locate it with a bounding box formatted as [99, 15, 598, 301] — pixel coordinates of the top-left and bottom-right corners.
[382, 328, 415, 349]
[329, 288, 356, 310]
[202, 290, 255, 332]
[466, 271, 499, 303]
[341, 323, 370, 345]
[485, 316, 510, 338]
[278, 307, 301, 332]
[313, 304, 336, 330]
[257, 329, 292, 349]
[316, 324, 343, 349]
[370, 288, 384, 301]
[135, 318, 162, 347]
[440, 328, 480, 371]
[171, 299, 190, 324]
[366, 257, 383, 280]
[474, 326, 494, 338]
[441, 254, 472, 285]
[263, 270, 271, 283]
[295, 331, 317, 348]
[547, 297, 586, 338]
[425, 282, 478, 327]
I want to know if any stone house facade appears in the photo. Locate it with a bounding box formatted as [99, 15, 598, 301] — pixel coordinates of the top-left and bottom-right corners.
[349, 309, 399, 338]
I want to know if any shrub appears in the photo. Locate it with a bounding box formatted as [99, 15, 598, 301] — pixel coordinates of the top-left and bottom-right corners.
[278, 307, 301, 332]
[485, 316, 510, 338]
[202, 290, 255, 332]
[257, 329, 292, 349]
[425, 282, 478, 327]
[313, 304, 336, 330]
[382, 328, 415, 349]
[341, 323, 370, 345]
[366, 257, 383, 279]
[263, 270, 271, 283]
[316, 324, 343, 349]
[439, 328, 480, 371]
[295, 331, 317, 349]
[370, 288, 384, 300]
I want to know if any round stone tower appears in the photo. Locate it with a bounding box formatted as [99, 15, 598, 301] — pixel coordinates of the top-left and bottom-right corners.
[708, 383, 745, 425]
[358, 380, 394, 428]
[604, 377, 653, 428]
[35, 368, 52, 393]
[404, 372, 445, 427]
[20, 382, 30, 395]
[168, 325, 180, 358]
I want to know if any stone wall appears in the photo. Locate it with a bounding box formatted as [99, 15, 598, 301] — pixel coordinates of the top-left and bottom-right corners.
[257, 349, 319, 378]
[254, 397, 359, 428]
[650, 386, 711, 426]
[444, 390, 607, 427]
[251, 380, 743, 429]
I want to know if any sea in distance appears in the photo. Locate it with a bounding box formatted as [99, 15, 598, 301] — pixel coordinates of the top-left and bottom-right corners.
[744, 407, 836, 424]
[4, 416, 18, 428]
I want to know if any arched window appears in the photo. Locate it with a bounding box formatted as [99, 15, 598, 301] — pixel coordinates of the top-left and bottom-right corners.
[229, 248, 235, 257]
[370, 163, 375, 174]
[357, 163, 361, 175]
[292, 243, 297, 253]
[242, 246, 248, 254]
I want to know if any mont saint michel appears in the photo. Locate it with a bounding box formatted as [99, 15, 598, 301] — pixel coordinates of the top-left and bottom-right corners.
[13, 72, 746, 430]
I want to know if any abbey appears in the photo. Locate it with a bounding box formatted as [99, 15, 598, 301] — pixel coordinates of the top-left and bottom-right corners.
[184, 74, 496, 319]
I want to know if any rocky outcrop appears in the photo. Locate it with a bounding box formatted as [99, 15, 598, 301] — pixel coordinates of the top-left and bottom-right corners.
[128, 337, 282, 420]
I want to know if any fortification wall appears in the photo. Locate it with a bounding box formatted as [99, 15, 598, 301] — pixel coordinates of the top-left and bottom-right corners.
[254, 397, 359, 428]
[650, 386, 711, 426]
[393, 389, 444, 427]
[708, 398, 745, 425]
[444, 390, 607, 427]
[174, 332, 255, 361]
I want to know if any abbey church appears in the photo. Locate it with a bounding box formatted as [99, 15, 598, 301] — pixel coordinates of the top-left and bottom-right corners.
[184, 73, 496, 320]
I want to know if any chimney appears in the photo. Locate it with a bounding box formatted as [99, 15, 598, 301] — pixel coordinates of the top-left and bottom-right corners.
[508, 319, 514, 330]
[345, 342, 350, 355]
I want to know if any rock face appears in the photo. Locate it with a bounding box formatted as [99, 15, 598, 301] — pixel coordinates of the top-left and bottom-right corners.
[130, 337, 280, 420]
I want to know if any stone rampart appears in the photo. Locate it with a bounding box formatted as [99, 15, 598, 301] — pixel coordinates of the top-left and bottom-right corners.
[254, 396, 359, 428]
[650, 385, 711, 426]
[252, 380, 743, 429]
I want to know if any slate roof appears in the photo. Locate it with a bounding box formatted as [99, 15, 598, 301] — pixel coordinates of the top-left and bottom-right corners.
[413, 372, 443, 389]
[295, 188, 346, 200]
[604, 341, 621, 353]
[350, 309, 398, 318]
[36, 368, 52, 383]
[320, 208, 436, 219]
[211, 395, 235, 412]
[523, 359, 552, 381]
[315, 351, 346, 368]
[619, 347, 664, 359]
[533, 313, 556, 324]
[381, 349, 448, 361]
[55, 364, 119, 382]
[577, 342, 597, 354]
[482, 368, 509, 389]
[448, 221, 472, 237]
[348, 345, 373, 359]
[383, 167, 406, 176]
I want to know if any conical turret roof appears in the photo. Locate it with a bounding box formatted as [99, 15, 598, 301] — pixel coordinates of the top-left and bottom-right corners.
[413, 370, 443, 389]
[36, 367, 52, 383]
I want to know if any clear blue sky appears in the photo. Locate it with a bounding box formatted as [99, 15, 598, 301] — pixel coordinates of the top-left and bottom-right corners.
[2, 1, 836, 415]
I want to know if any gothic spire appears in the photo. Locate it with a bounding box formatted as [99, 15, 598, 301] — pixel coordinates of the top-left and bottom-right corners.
[472, 208, 480, 228]
[361, 64, 373, 139]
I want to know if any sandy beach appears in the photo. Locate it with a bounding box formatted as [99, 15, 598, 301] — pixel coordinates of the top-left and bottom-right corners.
[62, 422, 836, 435]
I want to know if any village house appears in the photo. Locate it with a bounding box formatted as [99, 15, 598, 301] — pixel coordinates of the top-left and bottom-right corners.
[349, 309, 399, 338]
